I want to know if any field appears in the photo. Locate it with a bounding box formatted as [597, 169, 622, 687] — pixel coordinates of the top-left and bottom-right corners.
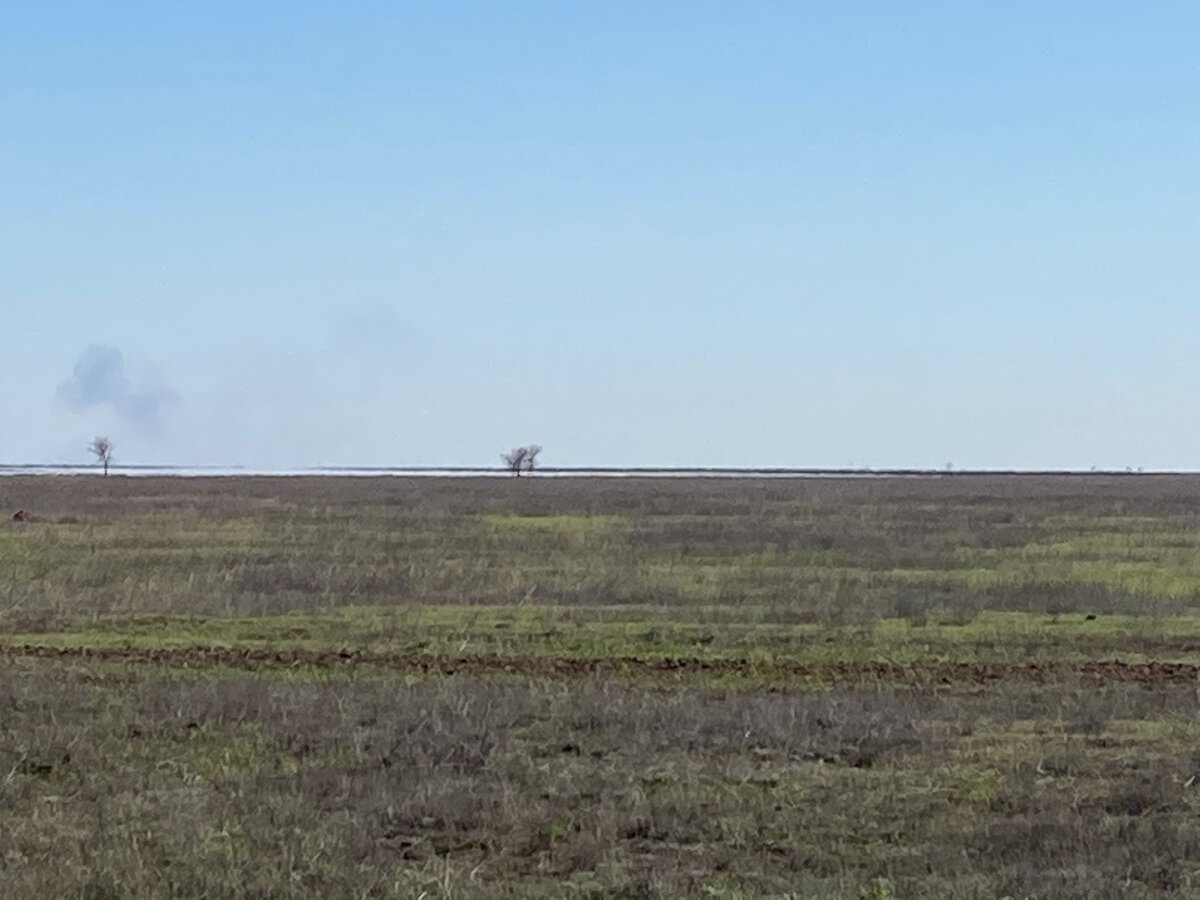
[4, 474, 1200, 897]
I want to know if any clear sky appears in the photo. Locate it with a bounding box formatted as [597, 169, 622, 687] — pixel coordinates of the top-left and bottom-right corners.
[5, 3, 1200, 469]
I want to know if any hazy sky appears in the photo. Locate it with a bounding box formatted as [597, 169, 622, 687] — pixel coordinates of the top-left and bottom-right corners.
[6, 3, 1200, 468]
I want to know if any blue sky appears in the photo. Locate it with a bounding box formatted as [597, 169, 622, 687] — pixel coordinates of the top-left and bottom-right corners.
[5, 3, 1200, 468]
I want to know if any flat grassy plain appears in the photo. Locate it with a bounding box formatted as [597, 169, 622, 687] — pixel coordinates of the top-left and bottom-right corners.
[5, 474, 1200, 897]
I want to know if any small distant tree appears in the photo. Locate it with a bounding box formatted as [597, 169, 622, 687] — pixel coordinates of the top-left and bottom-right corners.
[525, 444, 541, 474]
[502, 444, 541, 477]
[89, 436, 114, 476]
[502, 446, 526, 475]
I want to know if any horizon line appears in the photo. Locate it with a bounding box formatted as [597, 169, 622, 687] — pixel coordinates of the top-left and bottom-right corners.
[0, 464, 1185, 478]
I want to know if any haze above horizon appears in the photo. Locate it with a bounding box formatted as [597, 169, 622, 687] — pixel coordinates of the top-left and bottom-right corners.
[6, 3, 1198, 471]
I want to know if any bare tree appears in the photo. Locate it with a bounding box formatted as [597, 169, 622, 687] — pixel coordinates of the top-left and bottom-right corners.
[524, 444, 541, 474]
[501, 447, 527, 475]
[502, 444, 542, 477]
[89, 436, 114, 476]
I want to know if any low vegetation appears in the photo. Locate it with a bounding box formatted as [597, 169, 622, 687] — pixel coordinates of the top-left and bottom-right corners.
[3, 474, 1200, 896]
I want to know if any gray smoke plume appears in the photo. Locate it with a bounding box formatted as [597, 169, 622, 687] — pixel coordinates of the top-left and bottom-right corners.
[57, 345, 176, 432]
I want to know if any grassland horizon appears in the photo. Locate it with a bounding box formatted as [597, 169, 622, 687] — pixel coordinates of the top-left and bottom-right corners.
[2, 463, 1192, 479]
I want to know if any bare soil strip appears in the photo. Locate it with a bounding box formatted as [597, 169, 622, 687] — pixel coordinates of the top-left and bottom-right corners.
[2, 643, 1198, 685]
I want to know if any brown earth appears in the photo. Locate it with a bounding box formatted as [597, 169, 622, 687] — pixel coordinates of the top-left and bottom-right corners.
[3, 643, 1198, 685]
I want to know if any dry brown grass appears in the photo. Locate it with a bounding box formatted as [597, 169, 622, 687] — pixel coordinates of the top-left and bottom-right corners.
[4, 474, 1200, 895]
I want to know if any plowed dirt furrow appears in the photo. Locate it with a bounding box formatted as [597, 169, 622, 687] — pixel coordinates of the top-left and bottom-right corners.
[2, 643, 1198, 685]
